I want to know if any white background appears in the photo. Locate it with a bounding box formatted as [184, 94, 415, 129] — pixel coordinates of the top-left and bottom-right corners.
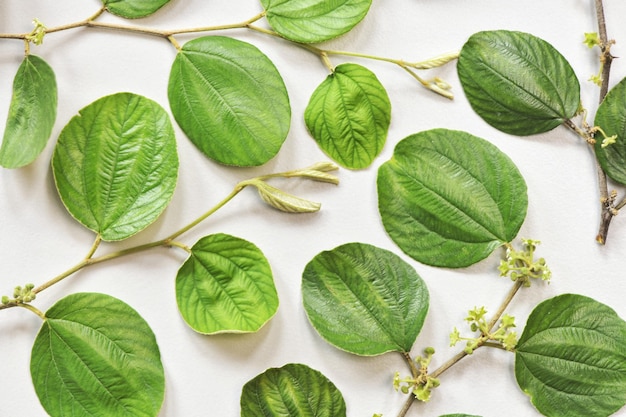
[1, 1, 626, 416]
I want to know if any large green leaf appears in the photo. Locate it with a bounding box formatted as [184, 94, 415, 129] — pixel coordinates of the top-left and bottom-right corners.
[260, 0, 372, 44]
[304, 63, 391, 169]
[102, 0, 171, 18]
[0, 55, 57, 168]
[302, 242, 429, 355]
[377, 129, 527, 268]
[516, 294, 626, 417]
[52, 92, 178, 241]
[31, 293, 165, 417]
[457, 30, 580, 136]
[241, 363, 346, 417]
[176, 233, 278, 334]
[594, 76, 626, 185]
[168, 36, 290, 166]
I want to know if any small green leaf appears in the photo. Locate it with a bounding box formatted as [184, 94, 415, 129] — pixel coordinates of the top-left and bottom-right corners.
[595, 76, 626, 185]
[305, 63, 391, 169]
[458, 30, 580, 136]
[302, 242, 429, 355]
[52, 92, 178, 241]
[241, 363, 346, 417]
[101, 0, 171, 18]
[168, 36, 290, 166]
[260, 0, 372, 44]
[31, 293, 164, 417]
[377, 129, 527, 268]
[0, 55, 57, 168]
[176, 233, 278, 334]
[516, 294, 626, 417]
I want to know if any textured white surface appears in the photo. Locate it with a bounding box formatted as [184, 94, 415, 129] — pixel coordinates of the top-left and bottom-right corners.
[1, 1, 626, 416]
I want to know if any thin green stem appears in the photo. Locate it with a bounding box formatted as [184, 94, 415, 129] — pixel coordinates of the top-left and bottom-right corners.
[18, 303, 46, 320]
[401, 351, 419, 378]
[85, 235, 102, 259]
[486, 280, 524, 332]
[164, 183, 246, 242]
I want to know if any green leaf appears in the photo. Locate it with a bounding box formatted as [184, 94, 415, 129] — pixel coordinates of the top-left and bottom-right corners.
[594, 76, 626, 185]
[101, 0, 171, 18]
[457, 30, 580, 136]
[516, 294, 626, 417]
[31, 293, 164, 417]
[0, 55, 57, 168]
[302, 242, 429, 355]
[168, 36, 290, 166]
[304, 63, 391, 169]
[377, 129, 527, 268]
[52, 92, 178, 241]
[241, 363, 346, 417]
[176, 233, 278, 334]
[260, 0, 372, 44]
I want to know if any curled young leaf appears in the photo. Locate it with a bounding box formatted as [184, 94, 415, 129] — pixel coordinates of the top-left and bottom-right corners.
[594, 76, 626, 185]
[302, 242, 429, 355]
[168, 36, 290, 166]
[244, 179, 322, 213]
[0, 55, 57, 168]
[31, 293, 165, 417]
[458, 30, 580, 136]
[52, 92, 179, 241]
[305, 63, 391, 169]
[101, 0, 171, 18]
[260, 0, 372, 43]
[241, 363, 346, 417]
[515, 294, 626, 417]
[176, 233, 278, 334]
[377, 129, 527, 268]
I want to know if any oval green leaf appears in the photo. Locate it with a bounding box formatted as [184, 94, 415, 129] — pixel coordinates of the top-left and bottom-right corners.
[594, 76, 626, 185]
[515, 294, 626, 417]
[241, 363, 346, 417]
[260, 0, 372, 44]
[458, 30, 580, 136]
[377, 129, 527, 268]
[302, 242, 429, 355]
[0, 55, 57, 168]
[176, 233, 278, 334]
[102, 0, 170, 18]
[304, 63, 391, 169]
[31, 293, 165, 417]
[52, 92, 178, 241]
[168, 36, 290, 166]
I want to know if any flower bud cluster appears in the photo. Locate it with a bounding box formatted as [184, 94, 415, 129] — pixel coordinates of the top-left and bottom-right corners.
[498, 238, 551, 286]
[450, 307, 517, 354]
[1, 283, 36, 306]
[393, 347, 440, 402]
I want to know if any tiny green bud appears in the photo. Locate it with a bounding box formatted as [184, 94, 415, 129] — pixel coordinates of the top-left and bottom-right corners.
[584, 32, 601, 48]
[1, 295, 9, 305]
[601, 135, 618, 148]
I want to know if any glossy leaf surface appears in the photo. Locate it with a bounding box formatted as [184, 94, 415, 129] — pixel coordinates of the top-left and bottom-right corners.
[52, 92, 178, 241]
[594, 76, 626, 185]
[0, 55, 57, 168]
[31, 293, 164, 417]
[176, 233, 278, 334]
[516, 294, 626, 417]
[305, 63, 391, 169]
[102, 0, 170, 18]
[302, 242, 429, 355]
[458, 30, 580, 136]
[260, 0, 372, 43]
[241, 363, 346, 417]
[168, 36, 290, 166]
[378, 129, 527, 268]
